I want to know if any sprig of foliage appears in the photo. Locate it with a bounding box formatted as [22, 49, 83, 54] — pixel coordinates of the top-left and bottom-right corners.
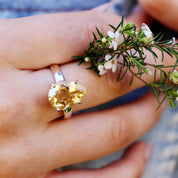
[73, 17, 178, 109]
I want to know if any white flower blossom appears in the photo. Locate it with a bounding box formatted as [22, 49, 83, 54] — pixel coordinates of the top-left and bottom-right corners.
[107, 31, 120, 50]
[98, 65, 107, 75]
[141, 23, 154, 43]
[104, 54, 118, 73]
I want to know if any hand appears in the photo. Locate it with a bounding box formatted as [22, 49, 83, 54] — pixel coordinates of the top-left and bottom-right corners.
[0, 8, 171, 178]
[138, 0, 178, 31]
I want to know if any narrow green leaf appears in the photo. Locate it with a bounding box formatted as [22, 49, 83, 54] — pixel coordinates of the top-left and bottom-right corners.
[96, 27, 103, 39]
[78, 60, 84, 66]
[108, 24, 116, 31]
[129, 74, 134, 86]
[93, 32, 97, 40]
[155, 96, 167, 110]
[119, 68, 128, 81]
[152, 88, 160, 104]
[117, 66, 123, 81]
[154, 68, 157, 83]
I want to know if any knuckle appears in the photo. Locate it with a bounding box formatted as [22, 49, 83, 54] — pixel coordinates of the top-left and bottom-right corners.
[102, 72, 122, 97]
[0, 95, 26, 130]
[108, 113, 133, 148]
[99, 69, 131, 99]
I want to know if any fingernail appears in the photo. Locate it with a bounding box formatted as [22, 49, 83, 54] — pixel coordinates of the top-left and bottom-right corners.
[92, 3, 112, 12]
[145, 144, 153, 161]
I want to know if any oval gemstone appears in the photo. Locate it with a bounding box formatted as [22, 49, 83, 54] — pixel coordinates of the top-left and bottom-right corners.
[48, 81, 86, 110]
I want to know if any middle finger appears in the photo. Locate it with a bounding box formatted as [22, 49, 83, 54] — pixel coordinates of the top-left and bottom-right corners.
[24, 46, 175, 123]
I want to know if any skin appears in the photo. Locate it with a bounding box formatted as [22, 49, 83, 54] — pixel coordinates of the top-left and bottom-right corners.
[0, 3, 177, 178]
[138, 0, 178, 31]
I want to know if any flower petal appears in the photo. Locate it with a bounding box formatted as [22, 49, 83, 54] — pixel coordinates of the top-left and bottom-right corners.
[112, 65, 117, 73]
[104, 60, 112, 69]
[98, 65, 107, 75]
[113, 42, 118, 50]
[109, 42, 114, 49]
[107, 31, 115, 38]
[115, 31, 120, 39]
[98, 65, 103, 72]
[105, 54, 112, 61]
[112, 59, 117, 72]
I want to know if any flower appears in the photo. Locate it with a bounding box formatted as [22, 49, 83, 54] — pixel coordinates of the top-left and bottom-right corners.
[107, 31, 120, 50]
[171, 37, 176, 45]
[170, 69, 178, 84]
[104, 54, 118, 73]
[141, 23, 154, 43]
[84, 57, 90, 62]
[172, 37, 176, 44]
[101, 37, 107, 43]
[168, 37, 176, 45]
[98, 65, 107, 75]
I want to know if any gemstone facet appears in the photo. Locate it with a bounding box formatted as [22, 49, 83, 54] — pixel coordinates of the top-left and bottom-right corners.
[48, 81, 86, 111]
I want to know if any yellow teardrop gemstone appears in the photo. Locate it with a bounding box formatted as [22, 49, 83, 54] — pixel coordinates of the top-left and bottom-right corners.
[48, 81, 86, 110]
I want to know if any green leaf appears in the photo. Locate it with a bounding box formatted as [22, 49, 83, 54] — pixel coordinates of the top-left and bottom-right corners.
[119, 68, 128, 81]
[129, 74, 134, 86]
[117, 66, 123, 81]
[78, 60, 84, 66]
[72, 55, 83, 59]
[154, 68, 157, 83]
[155, 96, 167, 110]
[155, 46, 164, 62]
[108, 24, 116, 31]
[96, 27, 103, 39]
[93, 32, 97, 41]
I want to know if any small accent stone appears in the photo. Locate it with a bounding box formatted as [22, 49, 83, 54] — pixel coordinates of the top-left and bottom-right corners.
[48, 81, 86, 110]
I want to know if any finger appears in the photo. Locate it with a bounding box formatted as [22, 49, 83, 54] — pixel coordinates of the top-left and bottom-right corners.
[32, 45, 175, 122]
[106, 142, 152, 178]
[20, 42, 175, 124]
[46, 142, 152, 178]
[0, 8, 151, 69]
[92, 3, 111, 12]
[138, 0, 178, 31]
[36, 93, 165, 170]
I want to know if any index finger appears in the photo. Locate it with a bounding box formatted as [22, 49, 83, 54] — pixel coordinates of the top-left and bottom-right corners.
[0, 10, 150, 69]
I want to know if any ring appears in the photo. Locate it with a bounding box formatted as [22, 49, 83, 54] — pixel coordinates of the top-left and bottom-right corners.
[48, 64, 86, 119]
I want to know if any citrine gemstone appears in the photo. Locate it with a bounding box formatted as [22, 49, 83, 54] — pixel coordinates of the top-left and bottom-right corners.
[48, 81, 86, 110]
